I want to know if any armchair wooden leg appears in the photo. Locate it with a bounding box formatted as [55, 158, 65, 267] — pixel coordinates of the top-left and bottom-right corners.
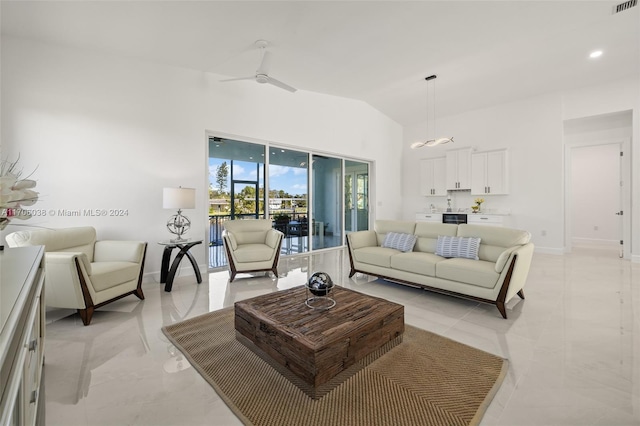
[346, 238, 357, 278]
[496, 302, 507, 319]
[78, 307, 94, 326]
[134, 288, 145, 300]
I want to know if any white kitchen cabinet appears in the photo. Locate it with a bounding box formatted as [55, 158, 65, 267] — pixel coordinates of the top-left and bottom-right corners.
[471, 150, 508, 195]
[416, 213, 443, 223]
[446, 148, 472, 190]
[420, 157, 446, 196]
[467, 214, 506, 227]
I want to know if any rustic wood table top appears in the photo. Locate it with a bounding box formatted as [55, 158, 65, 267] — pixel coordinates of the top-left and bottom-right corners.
[235, 285, 404, 347]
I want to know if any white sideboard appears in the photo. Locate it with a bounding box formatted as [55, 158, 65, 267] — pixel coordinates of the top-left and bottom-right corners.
[0, 246, 45, 426]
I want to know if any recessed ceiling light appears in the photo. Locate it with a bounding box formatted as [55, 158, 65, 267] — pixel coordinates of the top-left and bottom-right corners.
[589, 50, 603, 59]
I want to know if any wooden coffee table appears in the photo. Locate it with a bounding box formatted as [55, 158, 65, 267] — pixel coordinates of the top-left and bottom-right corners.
[234, 285, 404, 398]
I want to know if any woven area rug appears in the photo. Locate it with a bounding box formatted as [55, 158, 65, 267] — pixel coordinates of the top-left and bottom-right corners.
[162, 307, 507, 426]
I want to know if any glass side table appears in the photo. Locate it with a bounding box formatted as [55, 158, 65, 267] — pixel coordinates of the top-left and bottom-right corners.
[158, 239, 203, 292]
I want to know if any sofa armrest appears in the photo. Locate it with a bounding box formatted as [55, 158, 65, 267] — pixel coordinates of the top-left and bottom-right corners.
[494, 246, 519, 273]
[347, 230, 378, 250]
[94, 240, 146, 263]
[265, 229, 284, 249]
[44, 252, 91, 309]
[502, 243, 535, 301]
[47, 251, 92, 275]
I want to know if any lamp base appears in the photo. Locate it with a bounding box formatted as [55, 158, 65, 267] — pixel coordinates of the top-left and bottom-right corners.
[166, 210, 191, 243]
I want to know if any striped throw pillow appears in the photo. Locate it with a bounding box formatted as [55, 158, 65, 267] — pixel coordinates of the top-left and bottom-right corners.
[382, 232, 417, 253]
[436, 236, 481, 260]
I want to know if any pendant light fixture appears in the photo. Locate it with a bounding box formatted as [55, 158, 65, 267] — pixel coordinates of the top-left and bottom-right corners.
[411, 75, 454, 149]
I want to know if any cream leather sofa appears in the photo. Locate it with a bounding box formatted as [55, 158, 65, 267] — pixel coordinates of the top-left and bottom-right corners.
[222, 219, 284, 282]
[6, 227, 147, 325]
[346, 220, 534, 318]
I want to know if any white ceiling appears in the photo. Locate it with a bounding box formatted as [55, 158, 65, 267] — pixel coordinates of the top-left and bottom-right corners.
[2, 1, 638, 126]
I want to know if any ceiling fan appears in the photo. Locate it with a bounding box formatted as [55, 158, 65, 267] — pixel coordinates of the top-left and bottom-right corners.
[220, 40, 297, 93]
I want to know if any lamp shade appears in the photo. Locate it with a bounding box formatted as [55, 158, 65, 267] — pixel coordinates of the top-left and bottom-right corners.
[163, 187, 196, 209]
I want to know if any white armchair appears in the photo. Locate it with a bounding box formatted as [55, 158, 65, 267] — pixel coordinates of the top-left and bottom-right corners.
[222, 219, 283, 282]
[5, 226, 147, 325]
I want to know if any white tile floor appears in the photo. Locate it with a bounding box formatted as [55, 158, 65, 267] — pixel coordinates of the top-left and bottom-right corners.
[44, 245, 640, 425]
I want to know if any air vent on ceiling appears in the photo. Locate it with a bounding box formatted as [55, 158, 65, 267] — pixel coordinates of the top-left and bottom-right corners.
[613, 0, 637, 14]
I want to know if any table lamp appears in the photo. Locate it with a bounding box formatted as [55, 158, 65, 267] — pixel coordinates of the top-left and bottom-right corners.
[163, 187, 195, 242]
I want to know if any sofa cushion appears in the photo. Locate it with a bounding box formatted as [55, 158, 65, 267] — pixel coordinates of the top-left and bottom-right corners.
[457, 224, 531, 262]
[374, 220, 416, 246]
[351, 246, 398, 268]
[91, 261, 140, 292]
[436, 258, 500, 289]
[6, 226, 97, 262]
[390, 252, 444, 277]
[233, 243, 275, 263]
[223, 219, 272, 245]
[382, 232, 417, 252]
[435, 236, 481, 260]
[414, 222, 458, 253]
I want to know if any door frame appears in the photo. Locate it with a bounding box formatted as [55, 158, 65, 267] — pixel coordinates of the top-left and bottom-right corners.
[564, 137, 631, 258]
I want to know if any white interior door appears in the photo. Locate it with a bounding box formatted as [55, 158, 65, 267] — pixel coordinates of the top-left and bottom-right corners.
[568, 142, 624, 255]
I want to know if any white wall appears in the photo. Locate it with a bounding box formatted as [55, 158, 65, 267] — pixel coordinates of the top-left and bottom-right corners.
[562, 79, 639, 261]
[403, 93, 565, 253]
[403, 77, 639, 259]
[1, 37, 403, 277]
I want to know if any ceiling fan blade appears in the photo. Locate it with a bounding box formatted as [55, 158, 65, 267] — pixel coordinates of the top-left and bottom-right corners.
[266, 76, 297, 93]
[219, 76, 255, 82]
[256, 50, 272, 75]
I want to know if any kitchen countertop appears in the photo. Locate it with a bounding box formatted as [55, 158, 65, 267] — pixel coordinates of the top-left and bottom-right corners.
[420, 210, 511, 215]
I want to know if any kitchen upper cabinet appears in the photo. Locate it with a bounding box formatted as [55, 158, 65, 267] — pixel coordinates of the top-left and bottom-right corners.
[471, 150, 509, 195]
[446, 148, 472, 190]
[420, 157, 446, 196]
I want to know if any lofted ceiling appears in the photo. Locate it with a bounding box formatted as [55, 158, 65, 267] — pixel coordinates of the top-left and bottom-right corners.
[2, 1, 638, 126]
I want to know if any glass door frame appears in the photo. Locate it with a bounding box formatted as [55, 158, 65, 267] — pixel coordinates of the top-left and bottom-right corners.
[206, 131, 374, 269]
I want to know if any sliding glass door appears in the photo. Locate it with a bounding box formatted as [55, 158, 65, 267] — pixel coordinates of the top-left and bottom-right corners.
[345, 160, 369, 232]
[312, 155, 342, 250]
[269, 148, 309, 254]
[208, 138, 265, 267]
[208, 136, 371, 268]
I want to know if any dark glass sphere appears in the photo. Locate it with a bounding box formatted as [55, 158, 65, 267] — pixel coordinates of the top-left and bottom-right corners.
[307, 272, 334, 296]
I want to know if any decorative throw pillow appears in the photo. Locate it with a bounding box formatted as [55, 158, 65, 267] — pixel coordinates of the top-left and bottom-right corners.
[435, 236, 481, 260]
[382, 232, 417, 253]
